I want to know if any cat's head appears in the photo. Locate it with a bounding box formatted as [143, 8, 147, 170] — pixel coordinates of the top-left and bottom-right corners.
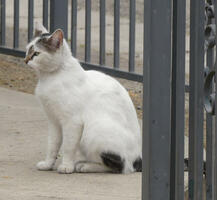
[24, 23, 70, 73]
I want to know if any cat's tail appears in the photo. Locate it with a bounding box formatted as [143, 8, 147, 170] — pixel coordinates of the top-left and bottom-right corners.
[101, 152, 142, 173]
[133, 157, 142, 172]
[100, 152, 124, 173]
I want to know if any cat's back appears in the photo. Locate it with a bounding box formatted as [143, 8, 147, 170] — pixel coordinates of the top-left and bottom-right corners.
[85, 70, 134, 108]
[85, 70, 131, 105]
[85, 70, 125, 93]
[84, 70, 139, 131]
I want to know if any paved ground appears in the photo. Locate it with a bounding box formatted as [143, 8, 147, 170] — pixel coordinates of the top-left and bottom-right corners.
[0, 87, 141, 200]
[0, 86, 200, 200]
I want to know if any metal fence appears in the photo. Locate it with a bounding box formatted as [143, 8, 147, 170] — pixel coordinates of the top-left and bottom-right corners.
[0, 0, 143, 82]
[0, 0, 217, 200]
[143, 0, 217, 199]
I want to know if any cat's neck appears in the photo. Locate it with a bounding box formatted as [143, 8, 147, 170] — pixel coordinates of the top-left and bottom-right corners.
[38, 55, 85, 82]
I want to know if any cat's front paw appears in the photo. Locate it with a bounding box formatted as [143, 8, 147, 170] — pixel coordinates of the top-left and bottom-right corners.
[57, 163, 74, 174]
[36, 160, 53, 171]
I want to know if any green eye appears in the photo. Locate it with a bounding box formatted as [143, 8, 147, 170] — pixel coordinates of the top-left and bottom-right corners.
[30, 51, 40, 61]
[34, 52, 40, 56]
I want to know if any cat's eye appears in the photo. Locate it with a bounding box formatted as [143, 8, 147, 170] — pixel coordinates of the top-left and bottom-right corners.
[34, 52, 40, 56]
[30, 51, 40, 61]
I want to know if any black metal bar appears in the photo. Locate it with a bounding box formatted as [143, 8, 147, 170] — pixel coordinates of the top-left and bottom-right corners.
[13, 0, 19, 48]
[129, 0, 136, 72]
[114, 0, 120, 69]
[142, 0, 172, 199]
[188, 0, 205, 199]
[43, 0, 48, 29]
[0, 0, 6, 46]
[28, 0, 34, 42]
[99, 0, 106, 65]
[85, 0, 91, 62]
[170, 0, 186, 199]
[213, 1, 217, 199]
[206, 110, 213, 200]
[71, 0, 77, 56]
[205, 25, 214, 200]
[50, 0, 68, 39]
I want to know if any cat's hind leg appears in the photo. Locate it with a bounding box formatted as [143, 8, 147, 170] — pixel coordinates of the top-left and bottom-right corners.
[75, 152, 125, 173]
[75, 162, 111, 173]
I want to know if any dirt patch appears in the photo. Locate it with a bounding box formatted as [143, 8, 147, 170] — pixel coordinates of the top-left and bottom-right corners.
[0, 54, 37, 94]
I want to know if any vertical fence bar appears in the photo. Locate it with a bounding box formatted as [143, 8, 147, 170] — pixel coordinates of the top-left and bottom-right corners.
[85, 0, 91, 62]
[142, 0, 172, 199]
[0, 0, 6, 46]
[205, 7, 214, 199]
[43, 0, 48, 29]
[206, 31, 214, 200]
[13, 0, 19, 48]
[114, 0, 120, 69]
[71, 0, 77, 56]
[50, 0, 68, 39]
[28, 0, 34, 42]
[99, 0, 106, 65]
[170, 0, 186, 199]
[188, 0, 205, 199]
[206, 93, 213, 200]
[213, 1, 217, 199]
[129, 0, 136, 72]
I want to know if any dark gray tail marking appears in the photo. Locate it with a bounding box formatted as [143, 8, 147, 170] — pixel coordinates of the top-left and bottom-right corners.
[101, 152, 124, 173]
[133, 157, 142, 172]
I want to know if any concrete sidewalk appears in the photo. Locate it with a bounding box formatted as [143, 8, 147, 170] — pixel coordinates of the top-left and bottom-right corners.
[0, 87, 141, 200]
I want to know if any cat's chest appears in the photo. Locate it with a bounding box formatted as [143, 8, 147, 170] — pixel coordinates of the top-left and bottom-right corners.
[35, 82, 76, 120]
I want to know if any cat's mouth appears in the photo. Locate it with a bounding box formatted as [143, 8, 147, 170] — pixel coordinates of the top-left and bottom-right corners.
[24, 52, 40, 64]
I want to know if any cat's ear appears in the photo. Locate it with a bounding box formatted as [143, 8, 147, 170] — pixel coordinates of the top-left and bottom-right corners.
[46, 29, 64, 50]
[34, 22, 48, 37]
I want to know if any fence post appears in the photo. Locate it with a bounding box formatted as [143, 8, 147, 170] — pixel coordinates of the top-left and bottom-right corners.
[142, 0, 172, 199]
[188, 0, 205, 199]
[50, 0, 68, 39]
[213, 1, 217, 199]
[170, 0, 186, 199]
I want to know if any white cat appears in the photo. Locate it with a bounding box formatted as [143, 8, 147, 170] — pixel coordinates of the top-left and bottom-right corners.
[24, 23, 142, 174]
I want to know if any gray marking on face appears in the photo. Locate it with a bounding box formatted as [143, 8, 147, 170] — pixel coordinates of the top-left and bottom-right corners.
[36, 34, 57, 53]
